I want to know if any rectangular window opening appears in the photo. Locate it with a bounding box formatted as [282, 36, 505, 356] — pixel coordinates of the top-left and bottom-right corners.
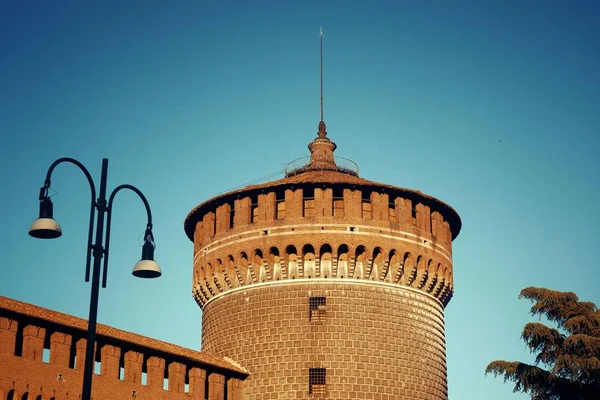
[333, 187, 344, 217]
[205, 372, 210, 400]
[361, 201, 372, 219]
[309, 297, 326, 323]
[119, 367, 125, 381]
[276, 191, 286, 219]
[304, 199, 315, 217]
[14, 323, 24, 357]
[361, 190, 372, 219]
[250, 195, 259, 223]
[42, 348, 51, 364]
[163, 377, 169, 391]
[229, 205, 235, 229]
[141, 372, 148, 386]
[303, 187, 315, 218]
[309, 368, 327, 395]
[276, 201, 286, 219]
[333, 200, 344, 217]
[389, 200, 397, 221]
[94, 360, 101, 375]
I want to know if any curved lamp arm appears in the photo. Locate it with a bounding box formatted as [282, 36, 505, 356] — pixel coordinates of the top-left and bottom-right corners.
[43, 157, 98, 282]
[103, 184, 153, 287]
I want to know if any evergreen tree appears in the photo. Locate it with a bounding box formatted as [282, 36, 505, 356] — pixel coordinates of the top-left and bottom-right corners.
[486, 287, 600, 399]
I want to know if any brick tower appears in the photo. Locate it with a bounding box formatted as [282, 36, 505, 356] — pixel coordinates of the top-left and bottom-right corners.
[184, 118, 461, 399]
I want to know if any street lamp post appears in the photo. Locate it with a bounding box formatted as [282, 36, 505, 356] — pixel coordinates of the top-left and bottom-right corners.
[28, 157, 161, 400]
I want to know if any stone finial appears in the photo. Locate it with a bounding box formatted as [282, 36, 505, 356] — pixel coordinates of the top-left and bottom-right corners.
[317, 121, 327, 138]
[308, 121, 337, 169]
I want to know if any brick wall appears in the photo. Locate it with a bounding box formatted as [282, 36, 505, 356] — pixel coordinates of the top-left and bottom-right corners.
[202, 281, 448, 400]
[0, 296, 248, 400]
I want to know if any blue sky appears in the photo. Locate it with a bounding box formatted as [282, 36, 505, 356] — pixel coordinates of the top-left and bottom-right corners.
[1, 1, 599, 398]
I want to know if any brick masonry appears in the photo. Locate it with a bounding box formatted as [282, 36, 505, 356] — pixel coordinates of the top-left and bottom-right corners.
[0, 296, 248, 400]
[202, 281, 447, 400]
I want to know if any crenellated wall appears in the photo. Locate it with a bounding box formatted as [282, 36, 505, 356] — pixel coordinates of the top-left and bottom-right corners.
[189, 184, 457, 308]
[193, 186, 454, 249]
[0, 296, 248, 400]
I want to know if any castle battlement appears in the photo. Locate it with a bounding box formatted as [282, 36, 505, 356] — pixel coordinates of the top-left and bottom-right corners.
[186, 170, 459, 308]
[0, 296, 248, 400]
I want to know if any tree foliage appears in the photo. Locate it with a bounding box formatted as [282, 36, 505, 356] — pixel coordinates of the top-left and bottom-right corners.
[485, 287, 600, 399]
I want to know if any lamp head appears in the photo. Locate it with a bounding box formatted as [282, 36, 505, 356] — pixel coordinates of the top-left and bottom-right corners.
[132, 233, 161, 278]
[29, 196, 62, 239]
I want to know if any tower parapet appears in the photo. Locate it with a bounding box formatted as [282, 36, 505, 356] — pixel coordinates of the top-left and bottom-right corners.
[185, 123, 460, 309]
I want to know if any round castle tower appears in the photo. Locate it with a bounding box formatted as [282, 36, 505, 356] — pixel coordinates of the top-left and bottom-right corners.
[185, 121, 461, 400]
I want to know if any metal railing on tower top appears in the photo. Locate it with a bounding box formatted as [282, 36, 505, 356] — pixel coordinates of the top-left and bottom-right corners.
[284, 156, 359, 177]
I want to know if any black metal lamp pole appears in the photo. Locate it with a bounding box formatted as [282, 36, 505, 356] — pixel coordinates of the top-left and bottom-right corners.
[29, 157, 161, 400]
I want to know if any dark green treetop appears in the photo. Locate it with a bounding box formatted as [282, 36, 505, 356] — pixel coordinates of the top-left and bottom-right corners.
[486, 287, 600, 399]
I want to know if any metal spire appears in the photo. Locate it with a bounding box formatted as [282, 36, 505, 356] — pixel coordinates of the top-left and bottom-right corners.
[319, 27, 324, 122]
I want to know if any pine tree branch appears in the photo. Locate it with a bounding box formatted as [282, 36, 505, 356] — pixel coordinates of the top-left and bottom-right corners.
[485, 361, 556, 398]
[522, 322, 564, 366]
[488, 287, 600, 398]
